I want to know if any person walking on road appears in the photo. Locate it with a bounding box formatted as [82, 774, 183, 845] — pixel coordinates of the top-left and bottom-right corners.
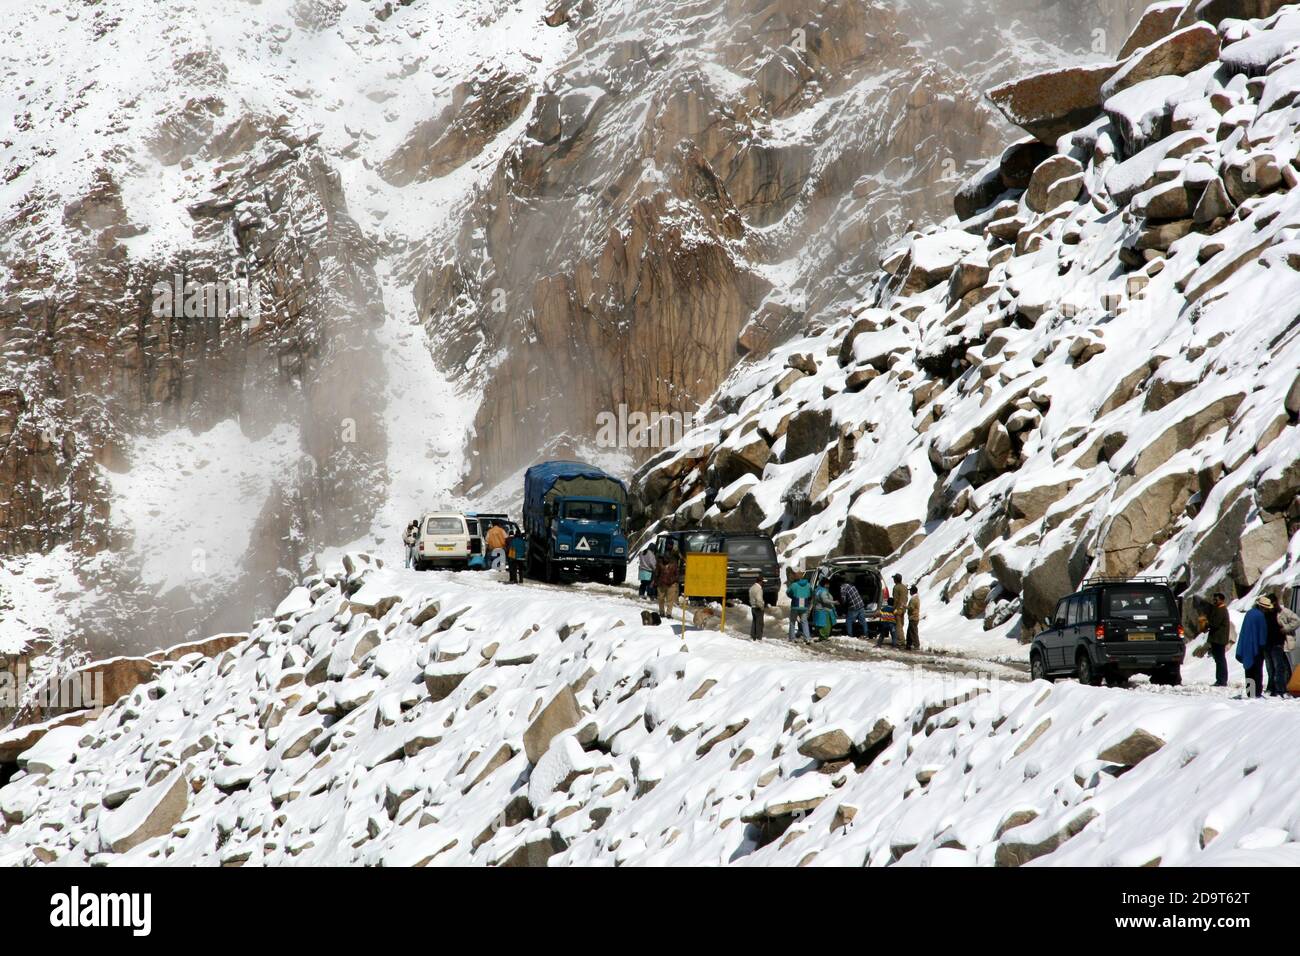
[638, 547, 658, 599]
[403, 520, 419, 569]
[905, 585, 921, 650]
[786, 569, 813, 644]
[749, 574, 766, 641]
[840, 580, 868, 639]
[507, 529, 528, 584]
[1236, 596, 1270, 698]
[1203, 592, 1232, 687]
[485, 521, 508, 571]
[655, 546, 681, 621]
[891, 575, 909, 640]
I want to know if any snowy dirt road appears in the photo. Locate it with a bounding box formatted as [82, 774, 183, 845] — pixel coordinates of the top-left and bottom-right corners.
[397, 565, 1260, 703]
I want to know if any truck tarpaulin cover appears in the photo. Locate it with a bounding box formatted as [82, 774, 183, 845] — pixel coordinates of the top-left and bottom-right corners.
[525, 461, 628, 512]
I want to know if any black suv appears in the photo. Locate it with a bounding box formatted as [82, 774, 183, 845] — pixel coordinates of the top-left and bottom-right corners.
[1030, 577, 1185, 686]
[651, 529, 780, 605]
[711, 532, 780, 606]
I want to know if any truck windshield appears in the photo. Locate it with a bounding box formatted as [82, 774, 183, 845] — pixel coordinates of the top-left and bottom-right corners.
[425, 517, 463, 535]
[563, 501, 617, 521]
[1104, 588, 1176, 620]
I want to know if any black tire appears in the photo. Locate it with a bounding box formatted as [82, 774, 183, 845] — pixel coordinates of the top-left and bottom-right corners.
[545, 555, 559, 584]
[1104, 672, 1130, 688]
[1030, 651, 1053, 683]
[1151, 664, 1182, 686]
[1077, 650, 1101, 686]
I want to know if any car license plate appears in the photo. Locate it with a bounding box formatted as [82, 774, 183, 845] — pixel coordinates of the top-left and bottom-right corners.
[1128, 631, 1155, 641]
[436, 545, 454, 551]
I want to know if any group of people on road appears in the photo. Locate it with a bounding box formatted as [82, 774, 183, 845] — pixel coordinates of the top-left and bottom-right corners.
[638, 541, 921, 650]
[401, 517, 529, 583]
[776, 569, 919, 649]
[1216, 592, 1300, 698]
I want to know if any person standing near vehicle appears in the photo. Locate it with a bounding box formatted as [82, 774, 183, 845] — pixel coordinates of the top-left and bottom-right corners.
[891, 575, 909, 640]
[749, 574, 766, 641]
[1203, 593, 1232, 688]
[1263, 593, 1292, 697]
[655, 546, 681, 620]
[485, 521, 508, 571]
[786, 569, 812, 644]
[1236, 596, 1270, 698]
[905, 585, 921, 650]
[840, 580, 868, 639]
[875, 598, 898, 648]
[638, 547, 658, 599]
[403, 520, 419, 569]
[812, 580, 836, 641]
[507, 529, 528, 584]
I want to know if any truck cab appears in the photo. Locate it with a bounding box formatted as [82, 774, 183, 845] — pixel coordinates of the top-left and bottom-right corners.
[524, 461, 630, 584]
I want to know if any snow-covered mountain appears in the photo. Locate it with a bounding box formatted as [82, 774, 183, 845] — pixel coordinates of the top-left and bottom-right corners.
[632, 0, 1300, 650]
[0, 1, 1123, 685]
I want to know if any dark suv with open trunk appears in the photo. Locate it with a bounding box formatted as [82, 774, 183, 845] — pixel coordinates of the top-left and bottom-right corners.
[1030, 577, 1185, 686]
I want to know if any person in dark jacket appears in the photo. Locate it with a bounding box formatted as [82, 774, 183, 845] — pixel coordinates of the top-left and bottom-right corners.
[1263, 593, 1293, 697]
[1203, 593, 1231, 688]
[507, 530, 528, 584]
[654, 547, 681, 620]
[1236, 597, 1270, 698]
[891, 575, 909, 638]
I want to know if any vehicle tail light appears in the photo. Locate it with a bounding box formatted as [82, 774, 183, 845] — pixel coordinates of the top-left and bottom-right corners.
[1095, 624, 1105, 639]
[1176, 624, 1184, 639]
[419, 543, 424, 552]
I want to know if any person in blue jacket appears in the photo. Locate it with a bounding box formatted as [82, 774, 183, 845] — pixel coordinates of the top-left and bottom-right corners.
[1236, 596, 1270, 698]
[786, 569, 813, 644]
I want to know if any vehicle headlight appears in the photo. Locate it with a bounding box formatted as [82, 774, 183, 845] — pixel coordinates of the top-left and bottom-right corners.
[559, 544, 570, 551]
[614, 547, 624, 554]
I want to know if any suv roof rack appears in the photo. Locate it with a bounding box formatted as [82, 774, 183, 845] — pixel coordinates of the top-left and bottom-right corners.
[1080, 575, 1171, 588]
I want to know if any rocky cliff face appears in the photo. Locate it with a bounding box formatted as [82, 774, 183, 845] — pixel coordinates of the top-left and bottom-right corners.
[632, 0, 1300, 641]
[414, 0, 1133, 491]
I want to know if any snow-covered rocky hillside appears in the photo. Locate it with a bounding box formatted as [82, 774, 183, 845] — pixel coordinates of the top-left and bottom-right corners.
[0, 0, 1121, 678]
[632, 0, 1300, 649]
[3, 552, 1299, 867]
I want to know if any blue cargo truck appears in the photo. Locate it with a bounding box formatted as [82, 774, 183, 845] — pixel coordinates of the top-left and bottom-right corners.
[523, 460, 630, 584]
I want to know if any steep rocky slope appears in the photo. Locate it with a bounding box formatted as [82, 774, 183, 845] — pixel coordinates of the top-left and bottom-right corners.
[419, 0, 1144, 491]
[632, 0, 1300, 646]
[2, 555, 1298, 867]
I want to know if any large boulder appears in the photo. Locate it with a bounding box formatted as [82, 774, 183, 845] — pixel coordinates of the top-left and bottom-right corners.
[988, 63, 1119, 144]
[709, 432, 772, 486]
[523, 686, 582, 764]
[1100, 24, 1221, 101]
[783, 408, 834, 462]
[1129, 392, 1245, 478]
[840, 508, 921, 559]
[96, 771, 189, 854]
[1118, 1, 1186, 59]
[1235, 515, 1290, 589]
[1025, 155, 1084, 214]
[1101, 470, 1197, 578]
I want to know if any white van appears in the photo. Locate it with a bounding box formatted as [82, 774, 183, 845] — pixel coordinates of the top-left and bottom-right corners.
[414, 512, 472, 570]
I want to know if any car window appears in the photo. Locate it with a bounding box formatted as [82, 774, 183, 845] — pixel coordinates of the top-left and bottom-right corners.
[724, 538, 775, 561]
[1053, 598, 1070, 628]
[425, 517, 463, 535]
[1104, 587, 1176, 620]
[1077, 592, 1097, 623]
